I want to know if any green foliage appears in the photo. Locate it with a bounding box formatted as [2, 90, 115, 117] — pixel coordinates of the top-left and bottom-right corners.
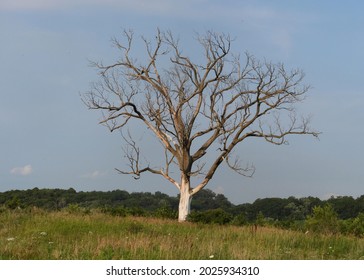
[191, 189, 232, 211]
[66, 204, 91, 215]
[328, 196, 359, 219]
[188, 208, 233, 225]
[231, 213, 248, 226]
[154, 205, 177, 219]
[284, 202, 306, 220]
[101, 206, 129, 217]
[305, 204, 339, 234]
[348, 213, 364, 237]
[127, 207, 148, 217]
[66, 203, 81, 213]
[255, 211, 266, 226]
[101, 205, 148, 217]
[5, 196, 22, 210]
[2, 187, 364, 237]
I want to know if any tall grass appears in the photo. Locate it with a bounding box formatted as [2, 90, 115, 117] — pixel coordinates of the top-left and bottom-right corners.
[1, 208, 363, 260]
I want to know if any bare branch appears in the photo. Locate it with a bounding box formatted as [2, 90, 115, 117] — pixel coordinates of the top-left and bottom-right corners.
[84, 29, 319, 219]
[225, 154, 255, 177]
[116, 130, 180, 188]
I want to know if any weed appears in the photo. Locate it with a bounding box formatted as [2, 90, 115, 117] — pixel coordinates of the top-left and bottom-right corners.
[1, 210, 364, 259]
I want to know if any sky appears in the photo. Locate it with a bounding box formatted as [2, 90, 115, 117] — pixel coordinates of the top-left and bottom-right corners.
[1, 0, 364, 204]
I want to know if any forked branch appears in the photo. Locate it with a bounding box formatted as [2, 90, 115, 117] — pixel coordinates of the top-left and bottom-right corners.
[84, 29, 319, 197]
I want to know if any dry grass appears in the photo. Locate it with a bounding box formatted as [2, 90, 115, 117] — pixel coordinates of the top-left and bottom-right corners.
[1, 209, 364, 260]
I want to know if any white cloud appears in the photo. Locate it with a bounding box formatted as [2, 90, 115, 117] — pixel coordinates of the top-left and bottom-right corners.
[213, 186, 225, 195]
[10, 164, 33, 176]
[81, 170, 107, 179]
[321, 193, 341, 201]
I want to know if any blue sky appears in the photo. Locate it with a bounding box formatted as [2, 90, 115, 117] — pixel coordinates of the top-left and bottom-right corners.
[1, 0, 364, 204]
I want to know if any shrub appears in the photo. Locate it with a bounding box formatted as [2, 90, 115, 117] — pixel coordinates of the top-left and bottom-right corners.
[104, 206, 129, 217]
[101, 206, 148, 217]
[154, 206, 177, 219]
[66, 203, 91, 215]
[305, 204, 339, 234]
[255, 211, 266, 226]
[127, 207, 148, 217]
[348, 213, 364, 237]
[231, 213, 248, 226]
[188, 208, 233, 225]
[5, 196, 22, 210]
[67, 203, 81, 213]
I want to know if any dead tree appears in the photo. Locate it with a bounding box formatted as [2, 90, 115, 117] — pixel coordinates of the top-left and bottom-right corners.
[83, 29, 319, 222]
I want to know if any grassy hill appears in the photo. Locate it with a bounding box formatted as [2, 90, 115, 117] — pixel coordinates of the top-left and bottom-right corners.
[1, 208, 363, 260]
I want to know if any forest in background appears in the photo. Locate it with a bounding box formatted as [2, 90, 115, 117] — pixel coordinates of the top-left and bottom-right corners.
[1, 188, 364, 231]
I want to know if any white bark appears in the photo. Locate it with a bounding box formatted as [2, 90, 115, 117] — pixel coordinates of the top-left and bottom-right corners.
[178, 177, 192, 222]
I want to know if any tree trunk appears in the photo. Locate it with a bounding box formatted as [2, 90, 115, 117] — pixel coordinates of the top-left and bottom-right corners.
[178, 176, 192, 222]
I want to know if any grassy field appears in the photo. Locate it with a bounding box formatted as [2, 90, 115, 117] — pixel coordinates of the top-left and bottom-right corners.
[1, 209, 364, 260]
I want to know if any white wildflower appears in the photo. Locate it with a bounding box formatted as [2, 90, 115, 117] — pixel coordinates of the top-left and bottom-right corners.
[40, 232, 47, 236]
[7, 237, 15, 241]
[209, 255, 214, 259]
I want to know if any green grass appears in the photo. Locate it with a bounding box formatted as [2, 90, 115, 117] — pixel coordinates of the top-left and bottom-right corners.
[1, 208, 364, 260]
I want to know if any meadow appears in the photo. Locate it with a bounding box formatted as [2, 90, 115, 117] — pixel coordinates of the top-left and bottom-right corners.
[1, 208, 363, 260]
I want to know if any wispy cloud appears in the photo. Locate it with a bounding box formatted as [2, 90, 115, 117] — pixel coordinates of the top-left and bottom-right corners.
[81, 170, 107, 179]
[10, 164, 33, 176]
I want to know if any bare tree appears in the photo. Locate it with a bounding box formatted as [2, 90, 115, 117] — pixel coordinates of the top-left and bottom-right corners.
[83, 29, 319, 222]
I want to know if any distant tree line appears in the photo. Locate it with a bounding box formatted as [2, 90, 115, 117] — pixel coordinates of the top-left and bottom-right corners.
[1, 187, 364, 223]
